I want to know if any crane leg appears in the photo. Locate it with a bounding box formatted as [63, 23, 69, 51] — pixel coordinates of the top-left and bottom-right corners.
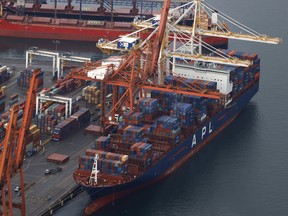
[6, 174, 13, 216]
[1, 188, 8, 216]
[20, 168, 26, 216]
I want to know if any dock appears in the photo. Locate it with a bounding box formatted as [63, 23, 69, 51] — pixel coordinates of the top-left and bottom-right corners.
[0, 59, 97, 215]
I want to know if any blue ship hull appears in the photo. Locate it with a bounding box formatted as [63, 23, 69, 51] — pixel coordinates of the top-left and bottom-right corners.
[81, 80, 259, 213]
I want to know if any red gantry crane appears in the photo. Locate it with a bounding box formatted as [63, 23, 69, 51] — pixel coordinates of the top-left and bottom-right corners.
[76, 0, 279, 134]
[69, 0, 225, 134]
[0, 68, 41, 215]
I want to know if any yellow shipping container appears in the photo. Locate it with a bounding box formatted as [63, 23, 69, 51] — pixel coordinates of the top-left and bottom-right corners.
[29, 124, 38, 133]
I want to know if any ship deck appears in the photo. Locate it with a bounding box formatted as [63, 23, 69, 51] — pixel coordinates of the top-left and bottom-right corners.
[1, 59, 95, 215]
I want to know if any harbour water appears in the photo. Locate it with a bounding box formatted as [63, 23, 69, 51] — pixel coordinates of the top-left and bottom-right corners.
[0, 0, 287, 215]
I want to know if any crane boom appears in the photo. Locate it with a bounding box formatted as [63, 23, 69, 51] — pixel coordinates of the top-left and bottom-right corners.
[0, 106, 19, 188]
[150, 0, 171, 75]
[166, 25, 281, 44]
[166, 52, 252, 67]
[16, 68, 41, 169]
[197, 30, 281, 44]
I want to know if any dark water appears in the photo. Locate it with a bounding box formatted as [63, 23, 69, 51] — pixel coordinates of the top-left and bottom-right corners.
[1, 0, 288, 215]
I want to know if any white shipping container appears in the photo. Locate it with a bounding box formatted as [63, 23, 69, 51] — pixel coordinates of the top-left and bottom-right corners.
[17, 0, 25, 6]
[87, 66, 112, 80]
[102, 60, 121, 69]
[0, 66, 7, 73]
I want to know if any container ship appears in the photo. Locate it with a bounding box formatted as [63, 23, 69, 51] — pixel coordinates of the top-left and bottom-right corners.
[73, 53, 261, 215]
[0, 0, 228, 48]
[69, 0, 280, 214]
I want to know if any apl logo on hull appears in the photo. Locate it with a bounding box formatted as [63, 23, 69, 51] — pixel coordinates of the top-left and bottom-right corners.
[191, 122, 213, 148]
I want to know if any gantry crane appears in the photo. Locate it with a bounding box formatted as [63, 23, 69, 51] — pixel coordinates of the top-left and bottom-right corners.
[69, 0, 226, 131]
[71, 0, 280, 133]
[0, 68, 41, 215]
[70, 0, 222, 132]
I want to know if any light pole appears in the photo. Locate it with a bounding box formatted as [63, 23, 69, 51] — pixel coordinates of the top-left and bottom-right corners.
[54, 0, 57, 18]
[52, 40, 60, 51]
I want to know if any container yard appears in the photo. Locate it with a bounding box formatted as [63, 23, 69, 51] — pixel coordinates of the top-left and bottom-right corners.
[0, 0, 281, 216]
[0, 59, 98, 215]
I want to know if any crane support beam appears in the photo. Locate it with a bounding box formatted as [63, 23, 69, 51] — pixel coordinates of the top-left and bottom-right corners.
[71, 75, 103, 82]
[36, 95, 72, 119]
[197, 30, 281, 44]
[59, 55, 91, 76]
[141, 85, 221, 99]
[26, 49, 59, 77]
[71, 74, 134, 88]
[167, 25, 281, 44]
[166, 52, 252, 67]
[60, 56, 91, 62]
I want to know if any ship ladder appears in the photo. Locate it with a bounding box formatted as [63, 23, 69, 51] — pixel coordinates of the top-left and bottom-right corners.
[89, 154, 100, 185]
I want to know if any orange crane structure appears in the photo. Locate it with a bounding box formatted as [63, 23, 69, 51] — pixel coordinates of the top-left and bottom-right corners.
[69, 0, 222, 134]
[0, 68, 41, 215]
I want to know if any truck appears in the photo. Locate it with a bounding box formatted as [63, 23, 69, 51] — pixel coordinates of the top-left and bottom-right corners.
[44, 166, 62, 175]
[106, 93, 112, 107]
[26, 147, 37, 157]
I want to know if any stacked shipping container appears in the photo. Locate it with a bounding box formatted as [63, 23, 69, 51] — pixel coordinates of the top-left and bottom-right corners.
[8, 93, 18, 107]
[119, 111, 144, 128]
[85, 149, 128, 162]
[93, 136, 111, 150]
[149, 116, 181, 144]
[151, 90, 178, 114]
[34, 103, 79, 134]
[78, 155, 127, 176]
[26, 124, 41, 147]
[0, 66, 10, 84]
[78, 148, 128, 175]
[137, 98, 159, 121]
[55, 76, 85, 94]
[82, 86, 100, 104]
[0, 86, 6, 96]
[182, 95, 207, 123]
[171, 102, 194, 127]
[52, 108, 90, 141]
[0, 86, 6, 113]
[214, 50, 259, 96]
[122, 126, 145, 146]
[130, 142, 153, 167]
[34, 114, 59, 134]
